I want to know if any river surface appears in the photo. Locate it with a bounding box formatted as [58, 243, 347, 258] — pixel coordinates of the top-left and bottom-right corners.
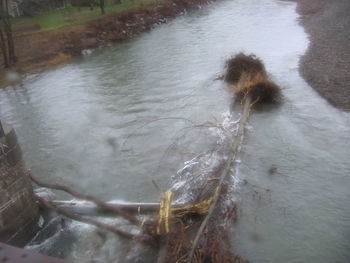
[1, 0, 350, 262]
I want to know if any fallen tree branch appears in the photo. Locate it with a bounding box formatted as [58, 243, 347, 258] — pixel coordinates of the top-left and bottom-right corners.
[29, 173, 140, 226]
[187, 96, 252, 262]
[35, 195, 136, 239]
[49, 200, 184, 215]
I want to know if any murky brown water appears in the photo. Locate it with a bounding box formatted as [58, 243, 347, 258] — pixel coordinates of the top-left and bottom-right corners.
[1, 0, 350, 262]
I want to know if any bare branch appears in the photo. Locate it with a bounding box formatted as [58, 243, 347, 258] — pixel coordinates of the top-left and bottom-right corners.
[35, 195, 136, 239]
[187, 96, 252, 263]
[29, 173, 141, 226]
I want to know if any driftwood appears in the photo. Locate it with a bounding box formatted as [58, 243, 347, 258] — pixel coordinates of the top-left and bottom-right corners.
[29, 173, 140, 226]
[152, 96, 253, 263]
[28, 54, 281, 263]
[188, 96, 252, 262]
[36, 195, 137, 239]
[50, 200, 183, 215]
[152, 54, 280, 263]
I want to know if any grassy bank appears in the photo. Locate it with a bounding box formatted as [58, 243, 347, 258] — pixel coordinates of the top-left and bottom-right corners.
[13, 0, 159, 33]
[1, 0, 162, 87]
[1, 0, 214, 87]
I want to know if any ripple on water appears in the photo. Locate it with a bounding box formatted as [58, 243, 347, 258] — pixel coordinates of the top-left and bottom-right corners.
[1, 0, 350, 262]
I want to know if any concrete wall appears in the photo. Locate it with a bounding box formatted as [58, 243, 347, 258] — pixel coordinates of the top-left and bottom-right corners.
[0, 124, 38, 246]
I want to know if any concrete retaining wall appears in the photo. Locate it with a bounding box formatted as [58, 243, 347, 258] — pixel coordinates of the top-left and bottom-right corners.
[0, 124, 38, 246]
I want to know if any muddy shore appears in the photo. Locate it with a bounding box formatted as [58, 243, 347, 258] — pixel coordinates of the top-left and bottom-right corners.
[2, 0, 215, 80]
[5, 0, 350, 111]
[295, 0, 350, 111]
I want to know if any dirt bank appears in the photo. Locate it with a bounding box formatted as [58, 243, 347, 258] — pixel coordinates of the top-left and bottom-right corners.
[3, 0, 216, 79]
[295, 0, 350, 111]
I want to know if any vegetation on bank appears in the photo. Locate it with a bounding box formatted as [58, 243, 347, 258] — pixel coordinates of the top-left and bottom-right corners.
[12, 0, 160, 33]
[0, 0, 161, 87]
[0, 0, 212, 87]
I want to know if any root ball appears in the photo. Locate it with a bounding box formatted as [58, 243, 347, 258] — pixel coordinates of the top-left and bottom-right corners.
[224, 53, 266, 84]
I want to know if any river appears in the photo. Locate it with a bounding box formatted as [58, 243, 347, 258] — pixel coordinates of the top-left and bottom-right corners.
[1, 0, 350, 262]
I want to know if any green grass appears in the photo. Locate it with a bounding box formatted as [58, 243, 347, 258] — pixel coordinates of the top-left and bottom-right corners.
[12, 0, 160, 33]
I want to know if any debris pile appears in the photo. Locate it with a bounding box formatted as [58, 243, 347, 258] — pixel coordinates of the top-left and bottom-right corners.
[226, 53, 282, 104]
[30, 54, 282, 263]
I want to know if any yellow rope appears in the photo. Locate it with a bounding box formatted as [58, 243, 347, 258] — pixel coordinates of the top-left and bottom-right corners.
[157, 191, 213, 234]
[172, 197, 213, 217]
[157, 190, 173, 234]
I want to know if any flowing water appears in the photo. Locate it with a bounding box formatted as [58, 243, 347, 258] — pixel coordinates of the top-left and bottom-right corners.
[1, 0, 350, 262]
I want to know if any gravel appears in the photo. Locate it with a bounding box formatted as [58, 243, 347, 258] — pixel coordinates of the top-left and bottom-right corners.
[295, 0, 350, 111]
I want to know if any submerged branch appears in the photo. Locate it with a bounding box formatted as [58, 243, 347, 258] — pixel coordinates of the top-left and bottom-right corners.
[187, 96, 252, 262]
[35, 195, 136, 239]
[49, 199, 184, 215]
[29, 173, 140, 226]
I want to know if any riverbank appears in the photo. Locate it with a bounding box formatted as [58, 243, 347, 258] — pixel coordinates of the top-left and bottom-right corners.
[1, 0, 216, 85]
[295, 0, 350, 111]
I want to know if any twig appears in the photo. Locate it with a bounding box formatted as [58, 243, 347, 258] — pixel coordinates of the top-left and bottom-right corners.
[29, 173, 140, 226]
[156, 122, 229, 175]
[35, 195, 136, 239]
[187, 96, 252, 263]
[152, 179, 162, 193]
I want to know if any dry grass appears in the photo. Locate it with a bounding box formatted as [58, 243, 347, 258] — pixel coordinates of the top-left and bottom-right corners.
[148, 182, 247, 263]
[232, 72, 266, 93]
[248, 80, 282, 104]
[224, 53, 266, 85]
[226, 54, 282, 105]
[160, 216, 248, 263]
[232, 72, 282, 104]
[48, 53, 72, 66]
